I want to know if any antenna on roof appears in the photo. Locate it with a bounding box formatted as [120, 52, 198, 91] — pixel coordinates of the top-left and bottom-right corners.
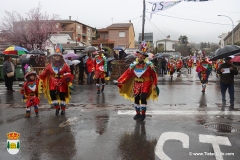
[111, 18, 113, 24]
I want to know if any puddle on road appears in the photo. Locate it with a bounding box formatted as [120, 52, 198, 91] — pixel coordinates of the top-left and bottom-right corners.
[59, 117, 78, 127]
[43, 127, 65, 136]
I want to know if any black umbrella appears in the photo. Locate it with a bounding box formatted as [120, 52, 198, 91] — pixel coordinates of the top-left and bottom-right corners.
[28, 49, 45, 55]
[161, 53, 172, 57]
[19, 55, 30, 63]
[83, 46, 98, 53]
[125, 54, 137, 59]
[79, 54, 87, 59]
[210, 45, 240, 61]
[107, 57, 115, 62]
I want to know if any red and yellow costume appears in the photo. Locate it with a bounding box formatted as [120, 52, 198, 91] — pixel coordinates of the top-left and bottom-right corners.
[21, 80, 40, 107]
[196, 58, 212, 93]
[20, 70, 40, 117]
[117, 56, 158, 121]
[167, 59, 176, 80]
[93, 54, 107, 79]
[93, 51, 107, 94]
[176, 59, 183, 72]
[38, 55, 74, 115]
[187, 58, 194, 67]
[187, 57, 194, 74]
[215, 59, 224, 76]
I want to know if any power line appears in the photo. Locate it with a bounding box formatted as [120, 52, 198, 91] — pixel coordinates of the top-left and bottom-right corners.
[160, 12, 231, 22]
[147, 12, 235, 26]
[145, 16, 167, 37]
[119, 16, 142, 23]
[182, 6, 240, 14]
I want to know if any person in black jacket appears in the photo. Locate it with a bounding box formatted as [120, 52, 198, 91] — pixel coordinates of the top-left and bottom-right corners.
[78, 57, 85, 84]
[161, 57, 167, 75]
[217, 57, 238, 110]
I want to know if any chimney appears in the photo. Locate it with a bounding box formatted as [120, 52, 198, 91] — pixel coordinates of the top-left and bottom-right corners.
[129, 20, 131, 23]
[167, 35, 170, 39]
[69, 16, 71, 20]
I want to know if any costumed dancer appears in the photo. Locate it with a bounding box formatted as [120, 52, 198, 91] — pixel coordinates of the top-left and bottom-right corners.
[176, 57, 183, 77]
[38, 53, 74, 115]
[20, 67, 40, 118]
[215, 59, 224, 77]
[186, 55, 194, 74]
[167, 57, 176, 81]
[115, 51, 158, 121]
[197, 57, 212, 93]
[93, 50, 107, 94]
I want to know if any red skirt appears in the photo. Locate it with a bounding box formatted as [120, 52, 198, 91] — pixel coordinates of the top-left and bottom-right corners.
[26, 96, 40, 107]
[133, 81, 152, 95]
[95, 71, 105, 79]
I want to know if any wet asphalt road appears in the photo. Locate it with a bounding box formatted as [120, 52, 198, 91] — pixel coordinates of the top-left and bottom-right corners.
[0, 68, 240, 160]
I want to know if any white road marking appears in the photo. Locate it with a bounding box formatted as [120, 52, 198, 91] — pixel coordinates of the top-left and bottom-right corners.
[118, 110, 240, 115]
[199, 134, 231, 160]
[155, 132, 189, 160]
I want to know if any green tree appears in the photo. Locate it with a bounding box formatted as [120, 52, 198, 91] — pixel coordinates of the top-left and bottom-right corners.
[178, 35, 188, 45]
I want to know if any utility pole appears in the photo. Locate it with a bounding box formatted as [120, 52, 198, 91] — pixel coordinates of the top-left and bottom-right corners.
[141, 0, 146, 41]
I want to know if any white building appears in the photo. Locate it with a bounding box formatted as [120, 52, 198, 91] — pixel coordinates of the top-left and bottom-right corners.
[218, 33, 228, 47]
[156, 38, 177, 51]
[45, 34, 85, 54]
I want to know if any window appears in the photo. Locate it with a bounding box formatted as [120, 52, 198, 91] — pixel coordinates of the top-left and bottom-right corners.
[78, 25, 80, 29]
[119, 31, 125, 37]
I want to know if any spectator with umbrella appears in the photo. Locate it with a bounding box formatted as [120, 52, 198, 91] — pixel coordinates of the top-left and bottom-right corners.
[3, 56, 15, 91]
[217, 57, 238, 111]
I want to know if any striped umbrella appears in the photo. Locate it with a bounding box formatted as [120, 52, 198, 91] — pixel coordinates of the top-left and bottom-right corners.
[3, 46, 28, 55]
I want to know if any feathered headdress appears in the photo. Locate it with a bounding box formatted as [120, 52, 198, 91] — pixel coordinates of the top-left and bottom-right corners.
[24, 65, 37, 79]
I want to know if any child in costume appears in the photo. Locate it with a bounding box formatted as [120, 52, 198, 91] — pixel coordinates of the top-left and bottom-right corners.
[176, 57, 183, 77]
[115, 51, 158, 121]
[93, 50, 107, 94]
[167, 58, 176, 81]
[38, 53, 74, 115]
[197, 57, 212, 93]
[20, 67, 40, 117]
[186, 55, 194, 74]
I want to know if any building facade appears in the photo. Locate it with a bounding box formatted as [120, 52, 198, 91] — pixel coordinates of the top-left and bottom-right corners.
[45, 34, 85, 54]
[138, 32, 153, 46]
[156, 37, 177, 51]
[91, 23, 135, 49]
[224, 22, 240, 45]
[218, 33, 228, 47]
[57, 17, 96, 46]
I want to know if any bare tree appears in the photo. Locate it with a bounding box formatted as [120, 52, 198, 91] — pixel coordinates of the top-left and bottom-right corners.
[1, 4, 60, 50]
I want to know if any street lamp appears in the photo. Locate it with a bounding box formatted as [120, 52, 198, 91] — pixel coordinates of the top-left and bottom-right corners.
[218, 15, 234, 45]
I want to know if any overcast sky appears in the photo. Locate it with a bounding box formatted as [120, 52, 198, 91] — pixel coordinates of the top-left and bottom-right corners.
[0, 0, 239, 44]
